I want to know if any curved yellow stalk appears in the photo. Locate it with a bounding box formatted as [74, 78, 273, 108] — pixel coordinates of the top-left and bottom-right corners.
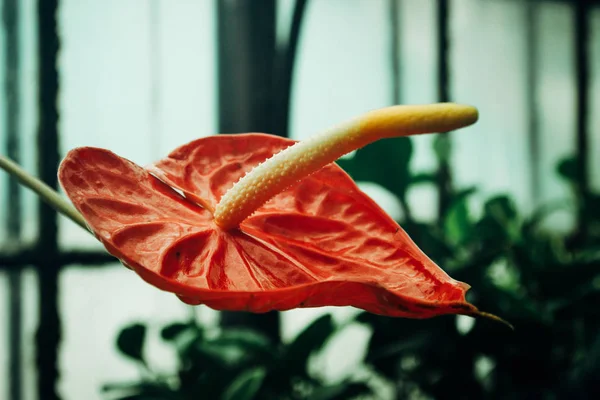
[214, 103, 478, 230]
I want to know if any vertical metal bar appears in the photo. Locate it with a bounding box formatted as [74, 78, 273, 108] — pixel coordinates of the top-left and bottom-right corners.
[436, 0, 452, 219]
[574, 0, 590, 239]
[526, 0, 541, 203]
[35, 0, 61, 399]
[216, 0, 276, 134]
[3, 0, 23, 399]
[216, 0, 280, 343]
[436, 0, 450, 104]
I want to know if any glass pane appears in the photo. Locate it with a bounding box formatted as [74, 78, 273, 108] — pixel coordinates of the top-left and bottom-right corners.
[19, 0, 40, 246]
[289, 0, 396, 222]
[156, 0, 216, 151]
[291, 0, 391, 142]
[399, 0, 439, 221]
[537, 1, 576, 230]
[58, 265, 199, 399]
[0, 268, 38, 400]
[0, 0, 40, 245]
[58, 0, 216, 249]
[452, 0, 531, 210]
[21, 268, 39, 400]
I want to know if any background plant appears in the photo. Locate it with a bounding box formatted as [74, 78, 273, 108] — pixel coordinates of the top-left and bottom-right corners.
[104, 315, 373, 400]
[339, 137, 600, 399]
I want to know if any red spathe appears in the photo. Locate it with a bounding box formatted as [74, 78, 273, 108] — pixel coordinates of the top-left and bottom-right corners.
[58, 134, 477, 318]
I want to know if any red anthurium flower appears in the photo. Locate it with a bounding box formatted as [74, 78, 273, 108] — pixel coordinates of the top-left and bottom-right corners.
[58, 104, 506, 323]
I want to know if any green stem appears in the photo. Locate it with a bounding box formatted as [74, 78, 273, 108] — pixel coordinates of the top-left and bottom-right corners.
[0, 155, 89, 232]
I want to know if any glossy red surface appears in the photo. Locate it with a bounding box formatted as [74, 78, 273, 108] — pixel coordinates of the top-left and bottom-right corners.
[58, 134, 479, 318]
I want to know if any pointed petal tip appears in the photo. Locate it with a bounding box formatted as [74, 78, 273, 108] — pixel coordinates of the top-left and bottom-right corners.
[473, 310, 514, 331]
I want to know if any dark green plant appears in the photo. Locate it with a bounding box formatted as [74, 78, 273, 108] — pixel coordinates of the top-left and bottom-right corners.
[103, 315, 373, 400]
[340, 138, 600, 399]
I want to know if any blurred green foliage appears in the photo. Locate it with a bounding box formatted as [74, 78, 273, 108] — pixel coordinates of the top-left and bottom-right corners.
[103, 315, 373, 400]
[340, 137, 600, 399]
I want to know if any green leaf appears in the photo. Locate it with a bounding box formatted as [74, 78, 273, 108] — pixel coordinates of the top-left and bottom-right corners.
[483, 282, 549, 323]
[557, 156, 577, 183]
[336, 137, 413, 199]
[161, 322, 198, 341]
[433, 134, 451, 162]
[183, 329, 273, 372]
[194, 341, 246, 369]
[221, 367, 266, 400]
[101, 382, 179, 400]
[444, 195, 473, 246]
[310, 382, 372, 400]
[521, 199, 571, 234]
[453, 187, 477, 201]
[212, 329, 273, 355]
[478, 195, 520, 244]
[161, 322, 203, 365]
[194, 329, 276, 369]
[406, 222, 454, 263]
[283, 314, 335, 375]
[410, 172, 437, 186]
[484, 196, 517, 222]
[116, 323, 146, 363]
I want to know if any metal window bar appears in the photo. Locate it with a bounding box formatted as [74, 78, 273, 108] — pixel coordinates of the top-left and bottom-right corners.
[3, 0, 23, 399]
[435, 0, 452, 220]
[574, 0, 591, 240]
[216, 0, 308, 343]
[216, 0, 280, 343]
[36, 0, 61, 398]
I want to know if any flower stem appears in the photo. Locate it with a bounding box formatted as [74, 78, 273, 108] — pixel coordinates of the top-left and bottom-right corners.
[0, 155, 89, 231]
[214, 103, 478, 230]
